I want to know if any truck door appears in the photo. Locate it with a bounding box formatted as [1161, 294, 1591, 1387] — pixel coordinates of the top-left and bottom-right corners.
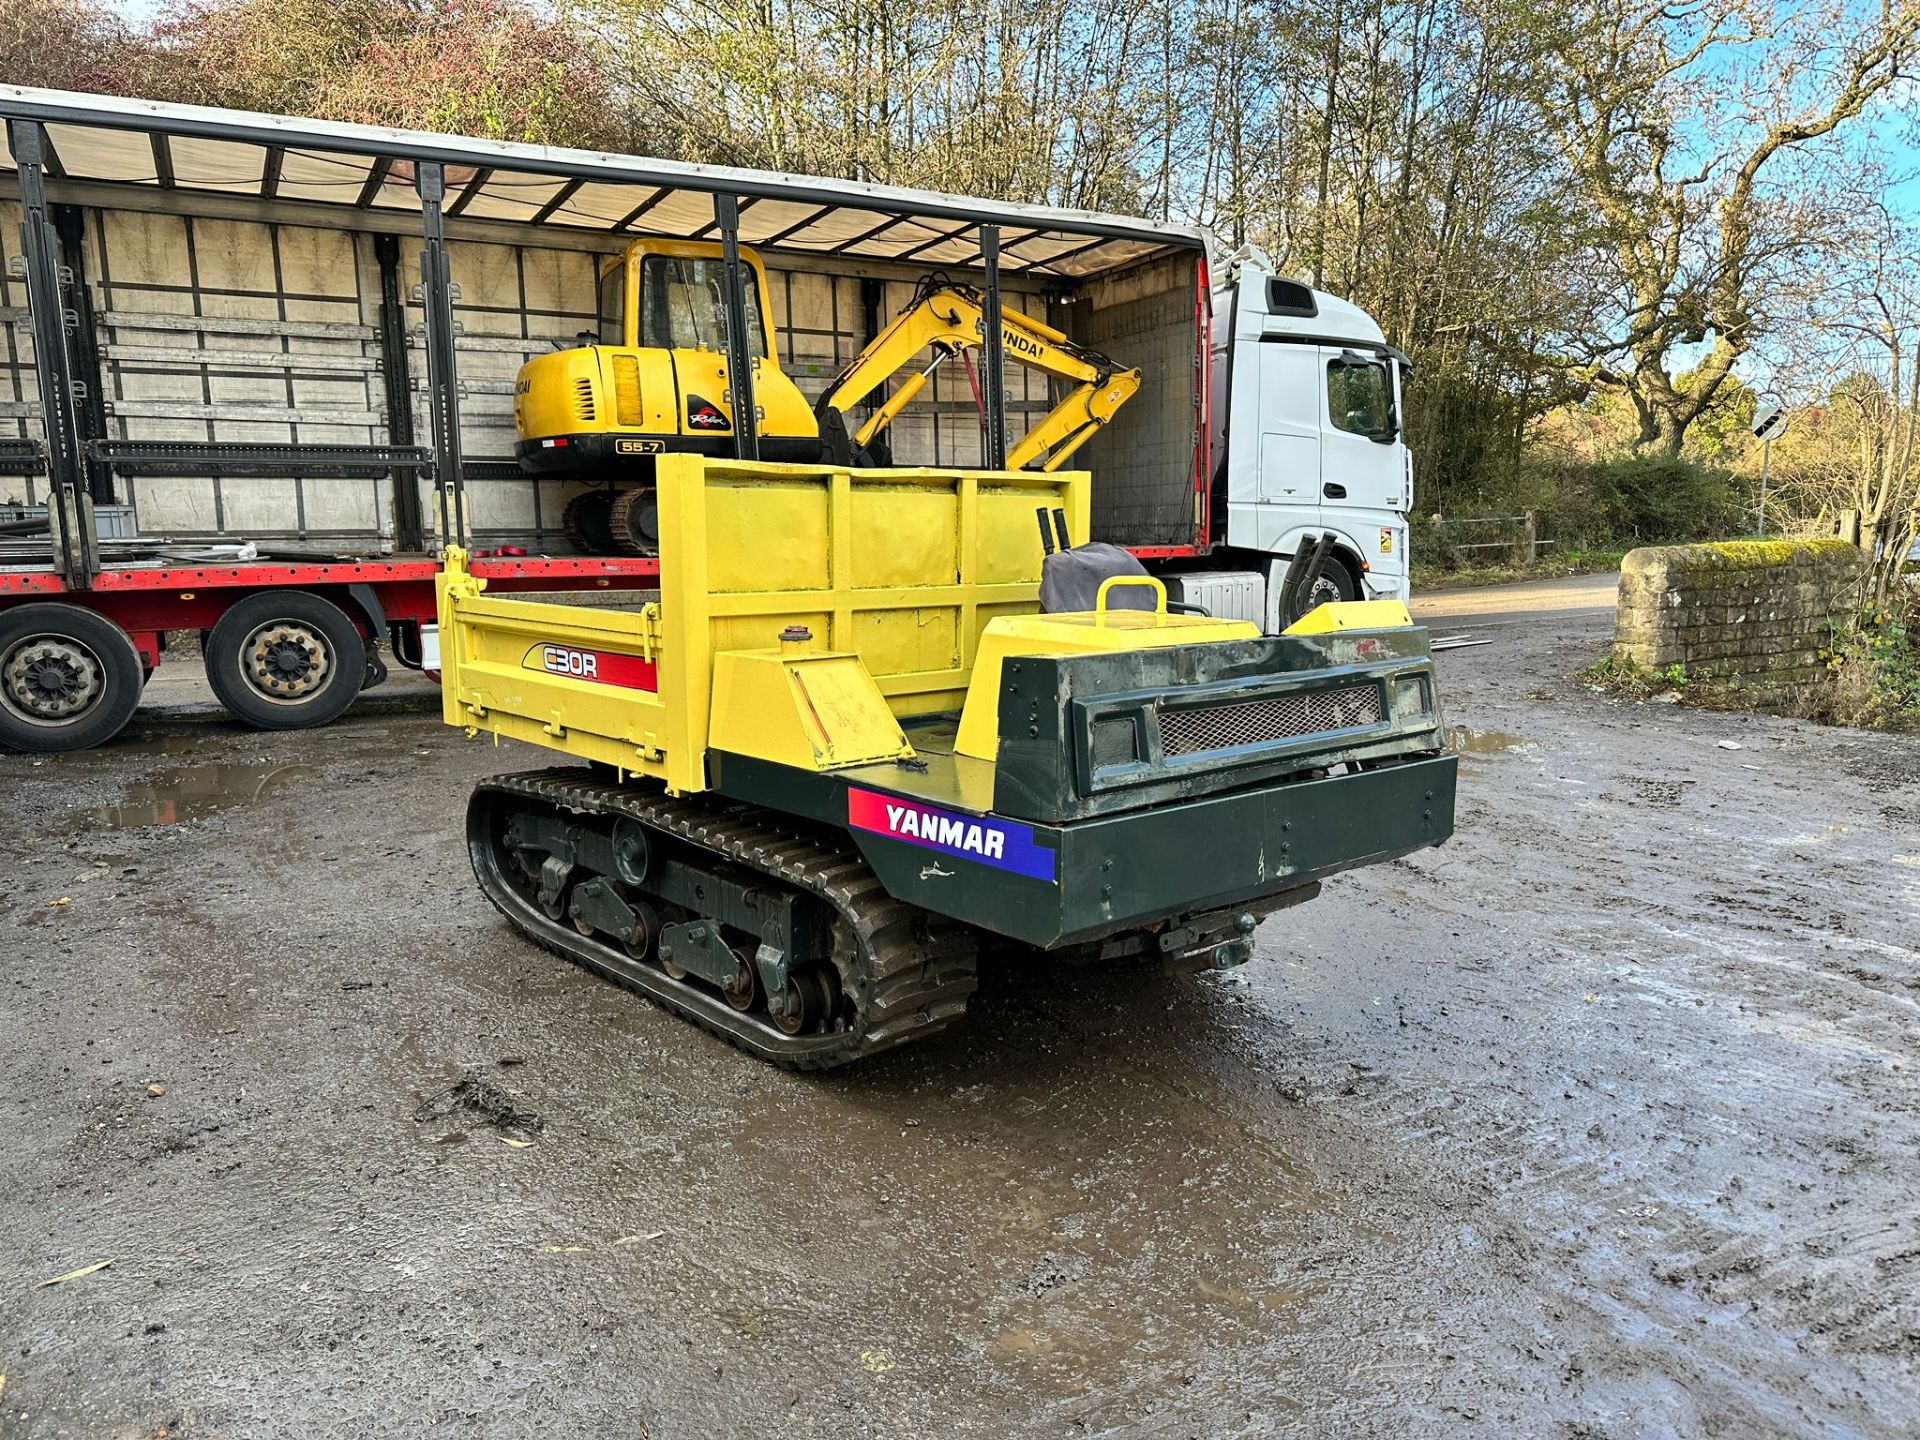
[1319, 347, 1401, 512]
[1319, 347, 1409, 587]
[1250, 342, 1322, 551]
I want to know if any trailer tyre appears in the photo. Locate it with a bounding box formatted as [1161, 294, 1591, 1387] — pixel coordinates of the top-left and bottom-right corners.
[0, 604, 145, 752]
[204, 591, 366, 731]
[1286, 555, 1358, 624]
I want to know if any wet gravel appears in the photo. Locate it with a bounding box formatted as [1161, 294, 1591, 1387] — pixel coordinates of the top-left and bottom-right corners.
[2, 592, 1917, 1439]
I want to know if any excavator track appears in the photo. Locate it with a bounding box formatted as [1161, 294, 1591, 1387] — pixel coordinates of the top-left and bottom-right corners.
[607, 486, 659, 556]
[561, 489, 615, 555]
[467, 768, 978, 1069]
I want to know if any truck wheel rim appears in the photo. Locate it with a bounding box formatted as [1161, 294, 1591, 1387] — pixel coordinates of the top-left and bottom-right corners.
[241, 621, 331, 702]
[1303, 575, 1341, 610]
[1, 634, 106, 725]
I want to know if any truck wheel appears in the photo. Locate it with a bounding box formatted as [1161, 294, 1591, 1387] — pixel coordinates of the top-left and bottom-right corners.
[0, 604, 145, 752]
[203, 591, 366, 731]
[1286, 556, 1357, 624]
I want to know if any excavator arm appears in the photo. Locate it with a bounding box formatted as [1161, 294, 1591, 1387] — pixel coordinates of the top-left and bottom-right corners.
[814, 280, 1142, 471]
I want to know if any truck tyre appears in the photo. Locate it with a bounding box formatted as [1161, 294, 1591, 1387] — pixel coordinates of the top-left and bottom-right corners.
[203, 591, 366, 731]
[0, 604, 145, 752]
[1287, 555, 1357, 624]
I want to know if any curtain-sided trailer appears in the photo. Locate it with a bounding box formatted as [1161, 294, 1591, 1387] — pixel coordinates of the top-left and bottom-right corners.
[0, 86, 1412, 753]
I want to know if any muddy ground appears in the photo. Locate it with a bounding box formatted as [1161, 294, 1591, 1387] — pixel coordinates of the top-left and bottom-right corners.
[2, 576, 1917, 1439]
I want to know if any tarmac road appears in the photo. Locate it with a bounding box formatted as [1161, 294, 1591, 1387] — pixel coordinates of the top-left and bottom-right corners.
[2, 578, 1917, 1439]
[1413, 568, 1621, 626]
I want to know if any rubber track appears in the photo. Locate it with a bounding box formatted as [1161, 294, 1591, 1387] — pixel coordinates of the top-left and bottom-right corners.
[607, 486, 658, 556]
[469, 768, 978, 1070]
[560, 490, 606, 555]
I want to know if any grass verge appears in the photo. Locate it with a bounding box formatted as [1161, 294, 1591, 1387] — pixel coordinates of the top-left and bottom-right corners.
[1413, 548, 1627, 591]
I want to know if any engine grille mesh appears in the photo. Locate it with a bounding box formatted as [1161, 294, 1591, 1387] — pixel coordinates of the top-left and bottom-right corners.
[1159, 684, 1381, 758]
[572, 376, 597, 423]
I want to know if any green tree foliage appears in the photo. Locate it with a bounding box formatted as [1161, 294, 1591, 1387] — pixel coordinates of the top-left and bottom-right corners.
[0, 0, 131, 92]
[312, 2, 622, 145]
[67, 1, 625, 147]
[1582, 455, 1747, 541]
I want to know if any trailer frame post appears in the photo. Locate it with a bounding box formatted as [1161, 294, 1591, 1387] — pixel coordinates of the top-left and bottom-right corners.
[52, 204, 111, 507]
[413, 160, 467, 551]
[714, 193, 760, 463]
[374, 232, 425, 552]
[8, 119, 96, 584]
[979, 225, 1008, 471]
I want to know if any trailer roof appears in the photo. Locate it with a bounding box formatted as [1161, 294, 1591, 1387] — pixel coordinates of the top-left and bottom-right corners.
[0, 87, 1205, 280]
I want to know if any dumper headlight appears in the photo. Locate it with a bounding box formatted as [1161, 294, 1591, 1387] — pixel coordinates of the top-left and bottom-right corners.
[1392, 673, 1432, 717]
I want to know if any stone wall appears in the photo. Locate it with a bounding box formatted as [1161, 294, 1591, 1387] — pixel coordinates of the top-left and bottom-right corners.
[1613, 539, 1868, 696]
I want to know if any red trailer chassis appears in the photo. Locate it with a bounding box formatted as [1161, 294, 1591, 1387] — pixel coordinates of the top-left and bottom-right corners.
[0, 553, 661, 752]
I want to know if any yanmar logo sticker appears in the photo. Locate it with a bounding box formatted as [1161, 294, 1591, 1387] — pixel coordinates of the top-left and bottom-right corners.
[524, 644, 658, 691]
[846, 789, 1056, 883]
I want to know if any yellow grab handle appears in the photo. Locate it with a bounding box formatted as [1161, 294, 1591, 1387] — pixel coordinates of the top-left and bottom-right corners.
[1094, 574, 1167, 625]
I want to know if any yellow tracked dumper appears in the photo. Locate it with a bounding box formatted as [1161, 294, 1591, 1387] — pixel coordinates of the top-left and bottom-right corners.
[438, 458, 1455, 1067]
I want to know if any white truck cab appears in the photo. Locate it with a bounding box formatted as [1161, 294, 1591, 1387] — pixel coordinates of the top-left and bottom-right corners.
[1166, 246, 1412, 632]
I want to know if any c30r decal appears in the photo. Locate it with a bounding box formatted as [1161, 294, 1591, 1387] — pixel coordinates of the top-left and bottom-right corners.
[846, 788, 1056, 883]
[523, 643, 658, 691]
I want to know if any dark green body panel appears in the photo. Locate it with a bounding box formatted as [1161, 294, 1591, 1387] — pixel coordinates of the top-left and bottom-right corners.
[710, 625, 1454, 951]
[994, 627, 1443, 822]
[711, 750, 1457, 949]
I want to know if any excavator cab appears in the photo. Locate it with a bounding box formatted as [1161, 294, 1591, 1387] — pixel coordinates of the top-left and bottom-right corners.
[514, 239, 820, 551]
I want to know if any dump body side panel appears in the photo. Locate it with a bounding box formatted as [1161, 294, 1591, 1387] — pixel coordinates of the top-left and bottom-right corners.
[435, 457, 1091, 790]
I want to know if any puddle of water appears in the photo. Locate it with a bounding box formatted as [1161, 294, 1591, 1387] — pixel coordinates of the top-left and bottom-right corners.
[1449, 725, 1532, 754]
[83, 762, 316, 829]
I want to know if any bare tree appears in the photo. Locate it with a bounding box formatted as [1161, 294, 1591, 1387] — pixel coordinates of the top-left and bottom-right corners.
[1545, 0, 1920, 455]
[1780, 208, 1920, 600]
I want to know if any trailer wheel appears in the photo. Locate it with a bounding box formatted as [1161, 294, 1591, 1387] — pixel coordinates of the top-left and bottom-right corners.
[0, 604, 145, 752]
[203, 591, 366, 731]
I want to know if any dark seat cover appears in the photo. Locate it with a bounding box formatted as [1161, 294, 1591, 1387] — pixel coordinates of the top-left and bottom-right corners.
[1039, 542, 1155, 614]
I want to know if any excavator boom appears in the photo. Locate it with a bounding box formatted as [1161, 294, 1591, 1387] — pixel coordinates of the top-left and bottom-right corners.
[815, 281, 1141, 471]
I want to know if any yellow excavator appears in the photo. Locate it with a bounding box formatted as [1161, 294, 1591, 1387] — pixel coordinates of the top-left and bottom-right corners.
[514, 238, 1141, 554]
